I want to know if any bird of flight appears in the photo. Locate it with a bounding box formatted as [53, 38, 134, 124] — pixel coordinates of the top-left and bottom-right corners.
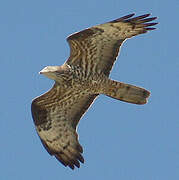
[31, 13, 157, 170]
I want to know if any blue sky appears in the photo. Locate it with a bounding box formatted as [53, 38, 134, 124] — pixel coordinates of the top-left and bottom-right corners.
[1, 0, 178, 179]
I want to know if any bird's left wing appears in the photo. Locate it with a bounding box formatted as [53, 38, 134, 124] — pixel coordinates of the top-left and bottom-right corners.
[66, 13, 157, 76]
[31, 83, 98, 169]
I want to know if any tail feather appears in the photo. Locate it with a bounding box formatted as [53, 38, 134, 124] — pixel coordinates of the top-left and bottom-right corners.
[103, 79, 150, 105]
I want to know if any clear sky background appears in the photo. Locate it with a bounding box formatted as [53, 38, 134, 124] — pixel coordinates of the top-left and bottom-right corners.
[1, 0, 178, 179]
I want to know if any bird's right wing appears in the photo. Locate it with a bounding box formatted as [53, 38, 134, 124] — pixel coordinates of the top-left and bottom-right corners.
[31, 83, 98, 169]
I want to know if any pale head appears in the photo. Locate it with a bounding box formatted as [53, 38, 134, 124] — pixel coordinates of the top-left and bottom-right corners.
[39, 64, 71, 81]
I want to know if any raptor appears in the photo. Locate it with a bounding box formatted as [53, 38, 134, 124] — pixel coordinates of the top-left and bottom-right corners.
[31, 13, 157, 169]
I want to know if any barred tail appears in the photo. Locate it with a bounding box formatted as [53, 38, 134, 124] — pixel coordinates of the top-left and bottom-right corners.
[103, 79, 150, 105]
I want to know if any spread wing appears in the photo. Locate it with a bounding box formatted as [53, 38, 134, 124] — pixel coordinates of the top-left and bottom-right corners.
[31, 83, 98, 169]
[66, 13, 157, 76]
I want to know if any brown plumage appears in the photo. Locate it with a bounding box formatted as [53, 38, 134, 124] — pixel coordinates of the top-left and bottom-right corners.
[31, 13, 157, 169]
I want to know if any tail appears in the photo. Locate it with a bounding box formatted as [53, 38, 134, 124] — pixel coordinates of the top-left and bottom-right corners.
[102, 79, 150, 105]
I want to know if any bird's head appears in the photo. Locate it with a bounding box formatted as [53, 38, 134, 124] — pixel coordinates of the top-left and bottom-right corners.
[39, 64, 72, 81]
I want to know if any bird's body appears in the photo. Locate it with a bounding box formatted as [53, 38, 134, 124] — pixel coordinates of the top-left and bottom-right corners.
[31, 13, 157, 169]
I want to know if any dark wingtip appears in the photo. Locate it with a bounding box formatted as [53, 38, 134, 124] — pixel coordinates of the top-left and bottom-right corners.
[124, 13, 158, 32]
[126, 14, 157, 22]
[77, 153, 84, 163]
[150, 16, 157, 20]
[54, 149, 84, 170]
[136, 13, 151, 19]
[145, 27, 157, 31]
[111, 14, 158, 31]
[145, 22, 158, 26]
[69, 164, 75, 170]
[121, 13, 135, 19]
[110, 13, 135, 23]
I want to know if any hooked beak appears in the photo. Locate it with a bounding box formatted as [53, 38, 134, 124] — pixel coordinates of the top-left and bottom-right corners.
[39, 67, 49, 74]
[39, 70, 44, 74]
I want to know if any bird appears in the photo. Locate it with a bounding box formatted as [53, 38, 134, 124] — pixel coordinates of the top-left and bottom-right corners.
[31, 13, 157, 170]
